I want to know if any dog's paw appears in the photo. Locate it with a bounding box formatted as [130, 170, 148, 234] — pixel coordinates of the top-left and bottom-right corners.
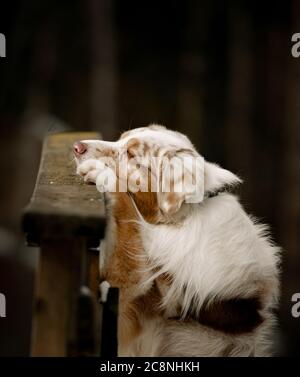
[95, 168, 117, 192]
[76, 159, 104, 184]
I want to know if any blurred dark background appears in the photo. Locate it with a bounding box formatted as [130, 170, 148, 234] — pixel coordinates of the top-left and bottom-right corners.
[0, 0, 299, 356]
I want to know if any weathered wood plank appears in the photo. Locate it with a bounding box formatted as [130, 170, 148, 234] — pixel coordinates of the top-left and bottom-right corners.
[31, 238, 84, 356]
[24, 132, 107, 356]
[22, 132, 106, 247]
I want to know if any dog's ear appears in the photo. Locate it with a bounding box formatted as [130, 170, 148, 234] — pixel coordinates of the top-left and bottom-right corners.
[158, 149, 205, 215]
[158, 152, 242, 215]
[204, 161, 242, 194]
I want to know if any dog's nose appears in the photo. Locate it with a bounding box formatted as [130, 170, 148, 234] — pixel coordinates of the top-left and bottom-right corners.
[73, 141, 87, 156]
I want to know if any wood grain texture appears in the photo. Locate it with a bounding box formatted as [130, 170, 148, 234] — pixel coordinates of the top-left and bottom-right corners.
[31, 238, 84, 356]
[23, 132, 107, 356]
[22, 132, 106, 247]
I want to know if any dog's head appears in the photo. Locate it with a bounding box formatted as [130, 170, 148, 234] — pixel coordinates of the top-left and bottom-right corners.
[74, 125, 241, 223]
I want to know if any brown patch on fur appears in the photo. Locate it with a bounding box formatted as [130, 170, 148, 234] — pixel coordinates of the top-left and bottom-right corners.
[143, 142, 150, 154]
[127, 151, 161, 223]
[95, 147, 118, 159]
[172, 297, 264, 334]
[126, 138, 142, 157]
[118, 282, 163, 351]
[100, 192, 147, 350]
[102, 193, 144, 287]
[130, 191, 160, 223]
[101, 192, 163, 351]
[156, 271, 174, 286]
[161, 192, 181, 207]
[134, 282, 162, 317]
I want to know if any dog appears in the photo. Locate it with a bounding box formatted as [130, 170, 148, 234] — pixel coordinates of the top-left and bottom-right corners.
[74, 124, 280, 356]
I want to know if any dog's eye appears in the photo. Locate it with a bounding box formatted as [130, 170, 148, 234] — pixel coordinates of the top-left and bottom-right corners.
[126, 137, 142, 158]
[126, 148, 135, 158]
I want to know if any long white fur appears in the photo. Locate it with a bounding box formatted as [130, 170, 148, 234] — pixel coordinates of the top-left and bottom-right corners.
[140, 194, 280, 315]
[75, 124, 281, 356]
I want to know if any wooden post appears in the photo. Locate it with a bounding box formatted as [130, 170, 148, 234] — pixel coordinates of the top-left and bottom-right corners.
[32, 238, 84, 356]
[22, 132, 106, 356]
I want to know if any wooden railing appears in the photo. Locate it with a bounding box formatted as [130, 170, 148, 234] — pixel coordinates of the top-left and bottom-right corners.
[22, 132, 118, 357]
